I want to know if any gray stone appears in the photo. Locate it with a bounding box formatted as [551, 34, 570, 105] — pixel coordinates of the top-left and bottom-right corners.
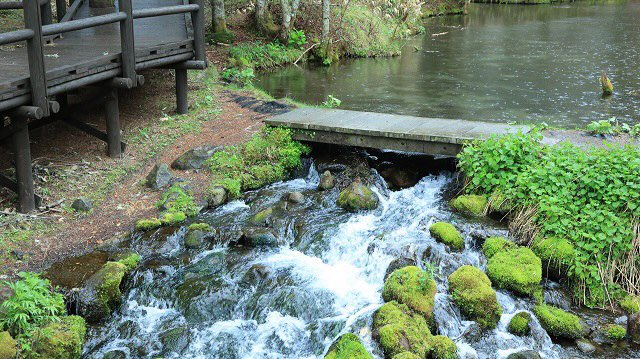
[286, 191, 305, 204]
[575, 339, 597, 354]
[384, 257, 417, 280]
[506, 350, 541, 359]
[102, 350, 126, 359]
[171, 145, 220, 170]
[336, 178, 378, 212]
[239, 228, 278, 247]
[207, 186, 228, 208]
[146, 163, 174, 189]
[318, 170, 335, 190]
[628, 312, 640, 344]
[72, 197, 93, 212]
[379, 167, 418, 188]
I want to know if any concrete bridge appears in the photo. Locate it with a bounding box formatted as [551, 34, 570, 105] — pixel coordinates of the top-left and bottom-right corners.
[0, 0, 206, 212]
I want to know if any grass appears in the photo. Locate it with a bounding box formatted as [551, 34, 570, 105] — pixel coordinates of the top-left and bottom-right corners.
[0, 10, 22, 33]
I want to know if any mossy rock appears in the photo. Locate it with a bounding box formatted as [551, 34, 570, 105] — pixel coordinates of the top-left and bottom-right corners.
[336, 178, 378, 212]
[392, 352, 421, 359]
[324, 333, 372, 359]
[533, 304, 583, 339]
[429, 222, 464, 251]
[620, 295, 640, 314]
[382, 266, 437, 323]
[508, 312, 532, 336]
[0, 331, 17, 359]
[161, 211, 187, 226]
[488, 191, 514, 214]
[32, 316, 87, 359]
[111, 252, 141, 272]
[599, 324, 627, 342]
[135, 218, 162, 231]
[425, 335, 457, 359]
[251, 207, 273, 225]
[373, 301, 432, 357]
[77, 261, 127, 323]
[531, 237, 574, 280]
[184, 223, 212, 249]
[450, 195, 487, 216]
[486, 247, 541, 297]
[157, 182, 199, 217]
[448, 265, 502, 329]
[481, 236, 516, 259]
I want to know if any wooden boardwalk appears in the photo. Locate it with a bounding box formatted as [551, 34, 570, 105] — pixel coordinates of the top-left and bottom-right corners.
[265, 108, 530, 156]
[0, 0, 206, 212]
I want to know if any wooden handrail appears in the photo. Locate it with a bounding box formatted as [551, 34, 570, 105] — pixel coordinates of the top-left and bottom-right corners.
[132, 4, 199, 19]
[42, 11, 126, 36]
[0, 28, 34, 46]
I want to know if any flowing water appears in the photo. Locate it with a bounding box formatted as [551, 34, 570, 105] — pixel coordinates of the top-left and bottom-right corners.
[255, 2, 640, 127]
[80, 159, 637, 358]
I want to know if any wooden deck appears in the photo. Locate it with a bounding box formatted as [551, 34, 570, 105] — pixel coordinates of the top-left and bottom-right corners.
[265, 108, 530, 156]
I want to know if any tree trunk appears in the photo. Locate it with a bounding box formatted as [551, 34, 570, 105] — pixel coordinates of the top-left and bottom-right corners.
[211, 0, 226, 33]
[322, 0, 330, 42]
[280, 0, 301, 40]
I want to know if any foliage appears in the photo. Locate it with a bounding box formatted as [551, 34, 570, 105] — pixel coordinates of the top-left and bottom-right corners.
[428, 222, 464, 251]
[322, 95, 342, 108]
[586, 118, 615, 135]
[156, 182, 199, 217]
[508, 312, 532, 336]
[324, 333, 372, 359]
[533, 304, 583, 339]
[221, 67, 255, 87]
[207, 127, 309, 200]
[228, 41, 303, 70]
[288, 29, 307, 49]
[458, 132, 640, 306]
[447, 265, 502, 329]
[0, 272, 65, 338]
[382, 266, 437, 321]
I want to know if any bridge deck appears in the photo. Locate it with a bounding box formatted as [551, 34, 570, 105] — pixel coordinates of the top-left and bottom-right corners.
[0, 0, 193, 105]
[265, 108, 530, 156]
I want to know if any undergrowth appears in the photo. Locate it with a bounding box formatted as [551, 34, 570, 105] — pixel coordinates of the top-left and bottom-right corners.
[458, 131, 640, 307]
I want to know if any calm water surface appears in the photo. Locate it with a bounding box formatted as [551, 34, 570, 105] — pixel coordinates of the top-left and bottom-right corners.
[256, 2, 640, 126]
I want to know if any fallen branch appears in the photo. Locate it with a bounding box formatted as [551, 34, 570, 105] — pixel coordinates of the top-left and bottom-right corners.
[293, 43, 320, 65]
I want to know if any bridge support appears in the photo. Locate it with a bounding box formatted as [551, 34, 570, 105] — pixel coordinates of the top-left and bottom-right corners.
[12, 121, 36, 213]
[104, 88, 122, 158]
[175, 68, 188, 114]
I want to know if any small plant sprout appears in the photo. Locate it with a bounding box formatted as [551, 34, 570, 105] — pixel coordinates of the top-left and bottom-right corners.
[322, 95, 342, 108]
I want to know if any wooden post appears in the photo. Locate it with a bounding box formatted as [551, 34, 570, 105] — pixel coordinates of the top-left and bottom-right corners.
[55, 0, 67, 21]
[12, 121, 36, 213]
[175, 68, 188, 114]
[104, 88, 121, 157]
[189, 0, 206, 64]
[118, 0, 136, 85]
[23, 0, 50, 118]
[41, 0, 53, 25]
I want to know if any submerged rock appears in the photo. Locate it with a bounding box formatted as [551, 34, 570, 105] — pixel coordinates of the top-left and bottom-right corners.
[0, 331, 17, 359]
[384, 257, 417, 281]
[337, 178, 378, 211]
[575, 338, 596, 353]
[450, 195, 487, 216]
[251, 207, 274, 226]
[508, 312, 532, 336]
[318, 170, 336, 190]
[382, 266, 437, 324]
[533, 304, 583, 340]
[448, 265, 502, 329]
[146, 163, 174, 189]
[32, 315, 86, 359]
[373, 301, 432, 357]
[184, 223, 212, 249]
[429, 222, 464, 251]
[379, 167, 419, 189]
[324, 333, 372, 359]
[77, 262, 129, 323]
[486, 246, 542, 298]
[71, 197, 93, 212]
[285, 191, 305, 204]
[506, 350, 541, 359]
[239, 228, 278, 247]
[171, 145, 219, 170]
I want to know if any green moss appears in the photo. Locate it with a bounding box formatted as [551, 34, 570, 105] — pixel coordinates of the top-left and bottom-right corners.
[115, 253, 141, 272]
[602, 324, 626, 341]
[157, 182, 199, 217]
[93, 262, 127, 314]
[392, 352, 421, 359]
[0, 331, 17, 359]
[486, 247, 542, 297]
[429, 222, 464, 250]
[508, 312, 532, 336]
[531, 237, 575, 278]
[425, 335, 457, 359]
[382, 266, 437, 322]
[161, 212, 187, 226]
[336, 178, 379, 212]
[373, 301, 432, 358]
[32, 316, 86, 359]
[448, 266, 502, 329]
[188, 223, 211, 232]
[184, 223, 211, 248]
[533, 304, 583, 339]
[251, 207, 273, 225]
[324, 333, 372, 359]
[450, 195, 488, 216]
[482, 236, 516, 259]
[135, 218, 162, 231]
[620, 295, 640, 314]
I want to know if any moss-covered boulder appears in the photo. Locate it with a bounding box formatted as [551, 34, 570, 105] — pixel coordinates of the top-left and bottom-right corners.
[429, 222, 464, 251]
[620, 295, 640, 314]
[251, 207, 273, 226]
[0, 331, 17, 359]
[481, 236, 516, 259]
[531, 237, 574, 280]
[111, 252, 141, 272]
[425, 335, 457, 359]
[533, 304, 583, 339]
[486, 247, 541, 297]
[336, 178, 378, 212]
[157, 182, 200, 217]
[184, 223, 212, 249]
[32, 315, 86, 359]
[206, 185, 229, 208]
[135, 218, 162, 231]
[77, 261, 128, 323]
[382, 266, 437, 323]
[392, 353, 421, 359]
[591, 324, 626, 344]
[450, 195, 487, 216]
[324, 333, 372, 359]
[373, 301, 432, 358]
[161, 211, 187, 226]
[508, 312, 532, 336]
[448, 266, 502, 329]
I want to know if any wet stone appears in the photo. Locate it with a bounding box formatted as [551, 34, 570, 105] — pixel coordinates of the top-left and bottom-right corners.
[171, 145, 220, 170]
[72, 197, 93, 212]
[384, 257, 417, 281]
[285, 191, 305, 204]
[318, 170, 335, 191]
[238, 228, 278, 247]
[576, 339, 597, 354]
[146, 163, 174, 190]
[506, 350, 541, 359]
[628, 312, 640, 344]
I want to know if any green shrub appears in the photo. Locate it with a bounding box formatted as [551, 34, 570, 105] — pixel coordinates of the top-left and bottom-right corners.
[620, 295, 640, 314]
[533, 304, 583, 339]
[429, 222, 464, 251]
[508, 312, 532, 336]
[382, 266, 437, 322]
[221, 67, 255, 86]
[450, 195, 487, 216]
[457, 132, 640, 306]
[228, 41, 303, 69]
[288, 29, 306, 49]
[482, 236, 515, 259]
[324, 333, 372, 359]
[486, 247, 542, 297]
[448, 266, 502, 329]
[586, 118, 616, 135]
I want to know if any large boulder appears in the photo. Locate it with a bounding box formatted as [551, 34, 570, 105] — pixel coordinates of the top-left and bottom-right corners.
[77, 261, 128, 323]
[146, 163, 174, 189]
[481, 236, 516, 259]
[32, 316, 87, 359]
[207, 185, 229, 208]
[0, 331, 17, 359]
[373, 301, 432, 357]
[336, 178, 378, 212]
[424, 335, 457, 359]
[486, 247, 542, 298]
[429, 222, 464, 251]
[533, 304, 583, 340]
[171, 145, 219, 170]
[506, 350, 541, 359]
[384, 258, 417, 281]
[382, 266, 437, 325]
[324, 333, 372, 359]
[448, 266, 502, 329]
[450, 195, 487, 216]
[251, 207, 274, 226]
[238, 228, 278, 247]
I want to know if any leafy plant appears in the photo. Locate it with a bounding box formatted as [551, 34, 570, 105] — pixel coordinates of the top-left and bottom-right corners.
[221, 68, 255, 87]
[322, 95, 342, 108]
[586, 118, 615, 135]
[0, 272, 65, 337]
[288, 29, 307, 49]
[629, 124, 640, 137]
[228, 41, 302, 69]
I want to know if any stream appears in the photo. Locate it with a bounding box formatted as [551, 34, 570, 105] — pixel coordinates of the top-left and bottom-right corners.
[77, 151, 638, 358]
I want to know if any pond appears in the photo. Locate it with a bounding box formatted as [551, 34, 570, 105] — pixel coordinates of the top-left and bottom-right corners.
[255, 2, 640, 127]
